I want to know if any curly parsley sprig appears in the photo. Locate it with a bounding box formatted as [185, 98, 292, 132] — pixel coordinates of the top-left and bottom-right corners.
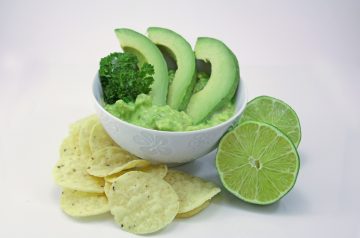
[99, 52, 154, 104]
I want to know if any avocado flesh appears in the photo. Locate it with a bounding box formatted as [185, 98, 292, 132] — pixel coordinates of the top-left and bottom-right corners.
[147, 27, 196, 110]
[114, 28, 168, 106]
[186, 37, 239, 124]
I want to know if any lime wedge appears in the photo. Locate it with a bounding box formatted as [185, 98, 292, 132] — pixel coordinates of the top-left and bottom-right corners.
[237, 96, 301, 147]
[216, 121, 300, 205]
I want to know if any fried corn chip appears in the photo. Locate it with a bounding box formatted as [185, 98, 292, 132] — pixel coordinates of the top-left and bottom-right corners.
[53, 155, 105, 193]
[104, 182, 112, 198]
[60, 189, 109, 217]
[60, 116, 95, 158]
[104, 164, 168, 183]
[79, 115, 98, 158]
[176, 200, 211, 218]
[164, 169, 221, 214]
[87, 146, 149, 177]
[59, 136, 80, 158]
[108, 171, 179, 234]
[89, 123, 117, 153]
[54, 115, 225, 234]
[139, 164, 168, 178]
[67, 117, 87, 150]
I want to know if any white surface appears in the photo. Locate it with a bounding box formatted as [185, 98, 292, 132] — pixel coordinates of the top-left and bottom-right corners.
[0, 0, 359, 237]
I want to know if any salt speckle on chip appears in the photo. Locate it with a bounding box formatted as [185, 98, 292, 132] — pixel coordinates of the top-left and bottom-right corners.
[53, 155, 105, 193]
[60, 189, 109, 217]
[89, 123, 117, 153]
[164, 169, 221, 214]
[108, 171, 179, 234]
[87, 146, 149, 177]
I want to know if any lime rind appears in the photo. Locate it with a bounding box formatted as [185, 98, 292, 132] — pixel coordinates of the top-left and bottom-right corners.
[238, 95, 301, 147]
[216, 121, 300, 205]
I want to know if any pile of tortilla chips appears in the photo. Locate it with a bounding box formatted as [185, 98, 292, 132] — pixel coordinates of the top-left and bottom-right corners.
[52, 115, 221, 234]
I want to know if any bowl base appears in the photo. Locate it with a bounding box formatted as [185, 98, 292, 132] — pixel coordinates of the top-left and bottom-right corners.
[166, 161, 189, 168]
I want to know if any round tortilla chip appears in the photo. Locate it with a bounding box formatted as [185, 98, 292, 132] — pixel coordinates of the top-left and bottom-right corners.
[104, 164, 167, 183]
[53, 155, 105, 193]
[60, 116, 94, 158]
[104, 182, 112, 198]
[176, 200, 211, 218]
[89, 123, 117, 153]
[140, 164, 168, 178]
[108, 171, 179, 234]
[59, 136, 81, 158]
[60, 189, 109, 217]
[164, 169, 221, 214]
[87, 146, 149, 177]
[69, 115, 91, 133]
[67, 116, 88, 152]
[69, 118, 83, 138]
[79, 115, 99, 159]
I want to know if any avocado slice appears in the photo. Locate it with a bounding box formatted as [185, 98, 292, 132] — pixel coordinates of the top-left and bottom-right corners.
[186, 37, 239, 124]
[147, 27, 196, 110]
[114, 28, 168, 106]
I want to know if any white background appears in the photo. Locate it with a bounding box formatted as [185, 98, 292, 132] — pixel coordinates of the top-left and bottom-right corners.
[1, 0, 359, 237]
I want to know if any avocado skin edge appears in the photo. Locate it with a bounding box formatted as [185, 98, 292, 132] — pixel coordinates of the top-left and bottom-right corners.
[115, 28, 169, 106]
[186, 37, 240, 124]
[147, 27, 196, 110]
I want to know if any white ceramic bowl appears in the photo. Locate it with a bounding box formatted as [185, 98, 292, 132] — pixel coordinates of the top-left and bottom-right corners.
[93, 74, 247, 165]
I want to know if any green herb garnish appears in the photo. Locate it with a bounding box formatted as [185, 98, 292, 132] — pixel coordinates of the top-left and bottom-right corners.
[99, 52, 155, 104]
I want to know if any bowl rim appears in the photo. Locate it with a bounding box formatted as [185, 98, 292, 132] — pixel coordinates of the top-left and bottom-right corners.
[93, 74, 247, 135]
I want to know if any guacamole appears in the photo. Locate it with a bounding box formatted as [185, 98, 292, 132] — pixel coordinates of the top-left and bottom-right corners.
[105, 94, 235, 131]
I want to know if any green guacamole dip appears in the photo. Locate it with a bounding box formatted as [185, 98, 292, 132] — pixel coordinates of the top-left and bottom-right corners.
[104, 71, 235, 131]
[105, 94, 235, 131]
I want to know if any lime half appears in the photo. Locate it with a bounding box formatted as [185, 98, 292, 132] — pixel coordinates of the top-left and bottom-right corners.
[237, 96, 301, 147]
[216, 121, 300, 205]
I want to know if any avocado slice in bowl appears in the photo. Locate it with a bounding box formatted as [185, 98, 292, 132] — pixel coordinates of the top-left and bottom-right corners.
[114, 28, 169, 106]
[186, 37, 240, 124]
[147, 27, 196, 110]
